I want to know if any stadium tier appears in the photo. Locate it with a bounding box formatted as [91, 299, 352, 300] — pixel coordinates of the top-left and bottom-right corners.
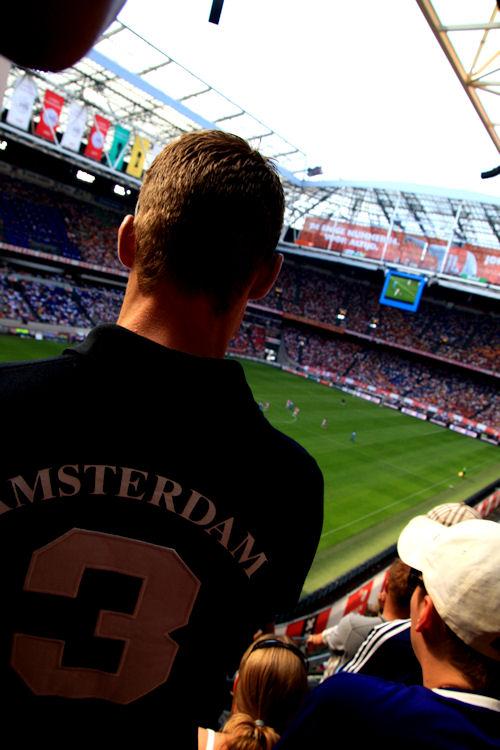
[0, 170, 498, 435]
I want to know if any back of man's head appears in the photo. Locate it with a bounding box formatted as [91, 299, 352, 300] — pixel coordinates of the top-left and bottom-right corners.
[133, 130, 285, 311]
[398, 517, 500, 689]
[382, 558, 411, 619]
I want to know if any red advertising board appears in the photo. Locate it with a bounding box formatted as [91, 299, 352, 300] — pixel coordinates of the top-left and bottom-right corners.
[343, 581, 373, 615]
[297, 217, 500, 285]
[84, 114, 111, 161]
[35, 89, 65, 142]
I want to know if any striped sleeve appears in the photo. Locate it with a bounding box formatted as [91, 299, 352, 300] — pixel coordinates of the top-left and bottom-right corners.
[338, 619, 411, 674]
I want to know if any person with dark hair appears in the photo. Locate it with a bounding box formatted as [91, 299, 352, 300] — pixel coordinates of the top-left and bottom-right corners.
[340, 503, 481, 684]
[0, 130, 323, 746]
[306, 558, 411, 677]
[199, 635, 308, 750]
[276, 518, 500, 750]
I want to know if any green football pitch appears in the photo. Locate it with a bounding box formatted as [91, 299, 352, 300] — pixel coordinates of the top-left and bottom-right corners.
[1, 334, 498, 594]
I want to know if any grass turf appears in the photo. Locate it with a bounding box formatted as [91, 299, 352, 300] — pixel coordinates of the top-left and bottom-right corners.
[1, 335, 498, 594]
[237, 359, 499, 593]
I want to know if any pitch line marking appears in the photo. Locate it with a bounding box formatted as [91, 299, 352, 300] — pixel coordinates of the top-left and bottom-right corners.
[321, 476, 457, 539]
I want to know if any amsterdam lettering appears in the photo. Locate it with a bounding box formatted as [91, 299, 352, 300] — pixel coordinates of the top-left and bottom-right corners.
[0, 465, 267, 578]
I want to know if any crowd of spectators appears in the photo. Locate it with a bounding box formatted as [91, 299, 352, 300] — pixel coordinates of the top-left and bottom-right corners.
[0, 271, 37, 321]
[64, 202, 123, 270]
[76, 283, 124, 325]
[17, 278, 92, 328]
[0, 176, 496, 427]
[0, 174, 124, 270]
[283, 326, 499, 427]
[262, 260, 499, 372]
[229, 321, 267, 358]
[0, 271, 124, 328]
[1, 178, 496, 372]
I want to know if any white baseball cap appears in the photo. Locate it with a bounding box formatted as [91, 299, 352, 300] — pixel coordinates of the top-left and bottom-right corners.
[397, 518, 500, 661]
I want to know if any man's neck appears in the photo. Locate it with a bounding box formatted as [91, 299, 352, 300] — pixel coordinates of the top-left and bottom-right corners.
[381, 603, 409, 621]
[420, 654, 473, 692]
[117, 273, 246, 359]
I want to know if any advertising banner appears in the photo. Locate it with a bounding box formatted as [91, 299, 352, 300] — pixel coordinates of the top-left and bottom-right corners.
[126, 134, 150, 178]
[6, 74, 37, 130]
[297, 217, 500, 285]
[84, 114, 111, 161]
[108, 124, 130, 170]
[449, 424, 478, 438]
[401, 407, 427, 420]
[35, 89, 65, 142]
[61, 102, 87, 152]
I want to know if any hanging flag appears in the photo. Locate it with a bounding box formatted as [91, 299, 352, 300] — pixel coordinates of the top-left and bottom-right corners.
[126, 134, 150, 178]
[6, 74, 37, 131]
[84, 113, 111, 161]
[35, 89, 65, 142]
[108, 124, 130, 170]
[61, 102, 87, 152]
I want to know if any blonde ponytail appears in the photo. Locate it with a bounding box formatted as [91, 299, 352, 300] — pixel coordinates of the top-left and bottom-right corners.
[222, 712, 279, 750]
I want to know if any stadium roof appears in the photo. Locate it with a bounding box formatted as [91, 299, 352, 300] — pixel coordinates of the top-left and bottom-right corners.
[0, 2, 499, 290]
[416, 0, 499, 153]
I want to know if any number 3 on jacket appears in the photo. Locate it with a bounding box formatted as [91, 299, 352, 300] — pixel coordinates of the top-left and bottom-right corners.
[11, 529, 201, 703]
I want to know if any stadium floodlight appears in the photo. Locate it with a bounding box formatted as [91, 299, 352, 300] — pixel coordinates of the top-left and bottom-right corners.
[114, 184, 126, 196]
[0, 140, 7, 151]
[76, 170, 96, 184]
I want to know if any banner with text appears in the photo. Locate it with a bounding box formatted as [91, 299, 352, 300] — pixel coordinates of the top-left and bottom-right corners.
[297, 217, 500, 286]
[35, 89, 65, 142]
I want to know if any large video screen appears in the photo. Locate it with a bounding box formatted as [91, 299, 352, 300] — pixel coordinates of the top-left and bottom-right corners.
[379, 270, 426, 312]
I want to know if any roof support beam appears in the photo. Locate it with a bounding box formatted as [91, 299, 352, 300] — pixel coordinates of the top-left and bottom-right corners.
[439, 22, 500, 32]
[415, 0, 500, 150]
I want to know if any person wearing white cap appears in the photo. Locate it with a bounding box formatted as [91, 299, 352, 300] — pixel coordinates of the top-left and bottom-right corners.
[339, 502, 481, 684]
[276, 515, 500, 749]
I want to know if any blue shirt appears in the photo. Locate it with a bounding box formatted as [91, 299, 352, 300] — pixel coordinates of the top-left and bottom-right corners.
[339, 618, 422, 685]
[277, 673, 500, 749]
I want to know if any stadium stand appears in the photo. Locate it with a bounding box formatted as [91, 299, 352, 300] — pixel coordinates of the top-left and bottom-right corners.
[0, 202, 498, 429]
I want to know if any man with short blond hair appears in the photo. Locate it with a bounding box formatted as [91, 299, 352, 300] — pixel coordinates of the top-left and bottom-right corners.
[0, 130, 323, 746]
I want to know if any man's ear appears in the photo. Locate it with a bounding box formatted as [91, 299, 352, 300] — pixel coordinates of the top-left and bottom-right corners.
[414, 594, 436, 634]
[249, 253, 284, 300]
[117, 214, 136, 269]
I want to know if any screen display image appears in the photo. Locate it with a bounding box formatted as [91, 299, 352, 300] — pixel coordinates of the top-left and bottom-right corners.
[379, 271, 426, 312]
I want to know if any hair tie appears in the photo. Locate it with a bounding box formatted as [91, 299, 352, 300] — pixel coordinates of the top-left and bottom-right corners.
[255, 719, 264, 727]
